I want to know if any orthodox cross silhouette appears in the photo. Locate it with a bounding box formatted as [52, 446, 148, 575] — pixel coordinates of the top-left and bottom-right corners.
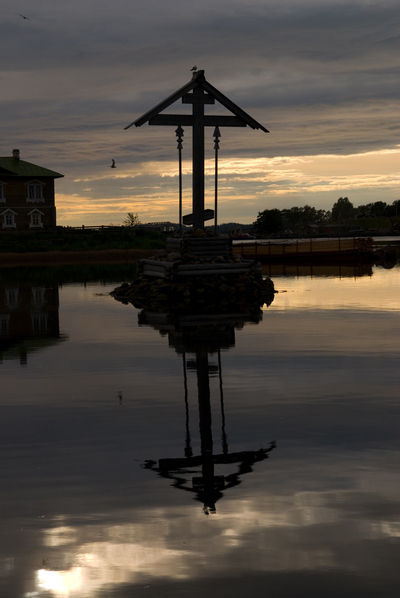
[125, 70, 269, 231]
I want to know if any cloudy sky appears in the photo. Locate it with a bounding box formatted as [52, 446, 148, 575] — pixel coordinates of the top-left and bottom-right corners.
[2, 0, 399, 225]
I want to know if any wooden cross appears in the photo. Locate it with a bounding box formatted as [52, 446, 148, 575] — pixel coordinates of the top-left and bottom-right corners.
[125, 71, 268, 231]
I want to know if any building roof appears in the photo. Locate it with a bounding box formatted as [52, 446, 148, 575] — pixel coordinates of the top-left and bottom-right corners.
[125, 70, 269, 133]
[0, 157, 63, 178]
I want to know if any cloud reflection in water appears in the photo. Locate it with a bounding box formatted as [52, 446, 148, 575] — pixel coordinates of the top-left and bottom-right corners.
[0, 264, 398, 597]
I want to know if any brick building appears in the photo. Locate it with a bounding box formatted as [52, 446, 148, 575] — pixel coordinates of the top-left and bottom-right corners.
[0, 149, 63, 231]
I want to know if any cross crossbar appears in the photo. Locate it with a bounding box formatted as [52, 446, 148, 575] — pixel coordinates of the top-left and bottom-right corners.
[149, 115, 247, 127]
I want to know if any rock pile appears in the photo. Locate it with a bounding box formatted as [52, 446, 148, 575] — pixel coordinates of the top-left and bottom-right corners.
[110, 248, 275, 313]
[148, 246, 244, 265]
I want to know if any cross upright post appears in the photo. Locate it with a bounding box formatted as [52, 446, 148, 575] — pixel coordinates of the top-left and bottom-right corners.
[192, 85, 206, 231]
[181, 73, 215, 229]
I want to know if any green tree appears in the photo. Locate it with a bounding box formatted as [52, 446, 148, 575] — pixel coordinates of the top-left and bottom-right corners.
[355, 204, 370, 218]
[331, 197, 354, 223]
[281, 205, 330, 230]
[382, 200, 400, 227]
[123, 212, 141, 227]
[252, 209, 283, 236]
[369, 201, 387, 217]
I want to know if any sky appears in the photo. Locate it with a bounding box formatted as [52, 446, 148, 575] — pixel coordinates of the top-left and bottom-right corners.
[1, 0, 399, 226]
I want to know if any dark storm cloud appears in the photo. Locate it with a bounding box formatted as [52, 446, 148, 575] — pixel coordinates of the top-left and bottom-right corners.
[4, 1, 398, 71]
[3, 1, 398, 99]
[3, 0, 398, 136]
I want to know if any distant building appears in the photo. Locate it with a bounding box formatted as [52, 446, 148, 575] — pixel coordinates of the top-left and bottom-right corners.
[0, 149, 63, 232]
[322, 224, 350, 235]
[138, 222, 178, 232]
[305, 223, 321, 235]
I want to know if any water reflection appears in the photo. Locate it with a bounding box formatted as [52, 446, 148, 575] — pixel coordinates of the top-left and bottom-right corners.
[0, 278, 66, 365]
[260, 252, 398, 279]
[0, 264, 398, 598]
[140, 310, 276, 514]
[262, 261, 375, 278]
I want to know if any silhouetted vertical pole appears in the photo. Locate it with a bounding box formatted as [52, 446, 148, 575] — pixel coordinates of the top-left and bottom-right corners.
[218, 348, 228, 455]
[182, 350, 192, 459]
[196, 350, 215, 511]
[176, 126, 184, 234]
[213, 127, 220, 234]
[192, 86, 205, 231]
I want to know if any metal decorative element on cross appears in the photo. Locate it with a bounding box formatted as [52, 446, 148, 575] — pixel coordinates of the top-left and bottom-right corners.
[175, 125, 184, 233]
[125, 70, 269, 231]
[213, 126, 220, 233]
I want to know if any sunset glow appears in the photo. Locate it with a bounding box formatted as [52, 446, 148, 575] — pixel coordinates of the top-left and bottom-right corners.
[56, 147, 400, 225]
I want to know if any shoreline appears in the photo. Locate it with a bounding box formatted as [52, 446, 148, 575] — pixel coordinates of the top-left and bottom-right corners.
[0, 248, 156, 267]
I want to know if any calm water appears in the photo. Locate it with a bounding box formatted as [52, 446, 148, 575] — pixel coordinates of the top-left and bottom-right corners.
[1, 263, 399, 598]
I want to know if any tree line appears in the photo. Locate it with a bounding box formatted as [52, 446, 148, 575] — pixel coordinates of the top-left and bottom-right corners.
[253, 197, 400, 236]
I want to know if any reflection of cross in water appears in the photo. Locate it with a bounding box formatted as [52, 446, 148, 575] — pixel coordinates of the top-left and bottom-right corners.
[183, 347, 229, 460]
[182, 350, 192, 458]
[142, 320, 276, 514]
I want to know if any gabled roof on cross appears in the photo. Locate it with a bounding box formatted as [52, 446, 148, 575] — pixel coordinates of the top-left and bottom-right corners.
[125, 70, 269, 132]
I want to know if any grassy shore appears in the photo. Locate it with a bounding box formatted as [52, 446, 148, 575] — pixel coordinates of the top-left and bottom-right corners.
[0, 229, 166, 266]
[0, 228, 168, 251]
[0, 248, 157, 267]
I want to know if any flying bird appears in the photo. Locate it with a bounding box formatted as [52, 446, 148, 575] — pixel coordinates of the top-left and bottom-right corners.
[110, 159, 116, 168]
[190, 66, 197, 71]
[18, 14, 30, 20]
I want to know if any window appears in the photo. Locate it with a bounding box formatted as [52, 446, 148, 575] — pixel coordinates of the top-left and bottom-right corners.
[5, 288, 19, 309]
[31, 313, 48, 333]
[32, 287, 46, 307]
[27, 182, 44, 202]
[29, 210, 44, 228]
[0, 182, 5, 202]
[0, 315, 10, 336]
[1, 210, 17, 229]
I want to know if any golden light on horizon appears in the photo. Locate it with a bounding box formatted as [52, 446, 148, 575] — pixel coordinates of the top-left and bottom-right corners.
[55, 146, 400, 226]
[267, 267, 400, 313]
